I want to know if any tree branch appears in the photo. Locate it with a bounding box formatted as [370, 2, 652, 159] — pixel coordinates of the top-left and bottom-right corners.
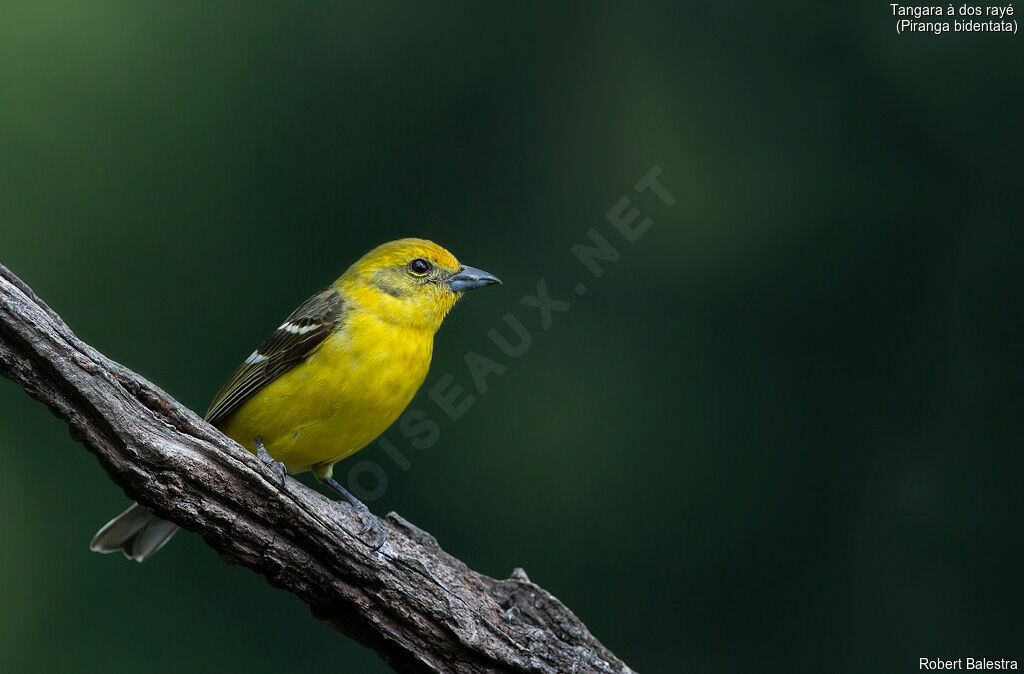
[0, 263, 634, 674]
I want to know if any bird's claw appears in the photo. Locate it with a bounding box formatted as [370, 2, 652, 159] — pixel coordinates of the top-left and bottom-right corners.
[256, 438, 288, 488]
[345, 502, 387, 550]
[359, 514, 388, 551]
[319, 476, 387, 550]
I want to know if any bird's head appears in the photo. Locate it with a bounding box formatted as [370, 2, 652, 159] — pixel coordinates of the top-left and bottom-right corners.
[338, 238, 501, 331]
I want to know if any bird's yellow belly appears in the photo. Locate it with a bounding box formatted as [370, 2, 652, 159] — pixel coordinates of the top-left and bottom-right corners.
[219, 317, 433, 474]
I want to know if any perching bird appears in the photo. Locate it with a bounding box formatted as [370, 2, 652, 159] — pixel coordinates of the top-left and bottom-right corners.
[90, 238, 500, 561]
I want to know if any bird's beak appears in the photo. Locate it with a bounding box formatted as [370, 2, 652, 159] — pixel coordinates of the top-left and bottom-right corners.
[446, 265, 502, 292]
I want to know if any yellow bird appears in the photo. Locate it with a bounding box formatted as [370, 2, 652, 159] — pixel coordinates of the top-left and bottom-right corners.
[90, 238, 500, 560]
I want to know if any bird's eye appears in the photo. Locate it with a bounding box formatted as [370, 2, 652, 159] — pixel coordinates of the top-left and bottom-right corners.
[408, 258, 431, 276]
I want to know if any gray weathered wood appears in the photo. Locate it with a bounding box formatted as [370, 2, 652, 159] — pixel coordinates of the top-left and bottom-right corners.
[0, 263, 633, 674]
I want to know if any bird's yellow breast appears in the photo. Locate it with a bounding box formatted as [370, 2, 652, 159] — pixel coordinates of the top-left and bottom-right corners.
[219, 313, 434, 473]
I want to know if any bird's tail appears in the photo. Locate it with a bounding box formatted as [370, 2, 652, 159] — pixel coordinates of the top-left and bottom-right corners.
[90, 503, 179, 562]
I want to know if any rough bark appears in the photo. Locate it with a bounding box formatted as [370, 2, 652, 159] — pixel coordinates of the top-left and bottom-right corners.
[0, 263, 633, 674]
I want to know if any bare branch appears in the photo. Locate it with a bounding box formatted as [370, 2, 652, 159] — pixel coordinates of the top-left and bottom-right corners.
[0, 263, 634, 674]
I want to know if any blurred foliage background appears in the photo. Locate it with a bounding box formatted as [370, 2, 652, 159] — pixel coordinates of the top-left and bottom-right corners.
[2, 2, 1022, 673]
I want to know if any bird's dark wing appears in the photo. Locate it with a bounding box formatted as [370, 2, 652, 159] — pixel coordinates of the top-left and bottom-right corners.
[204, 287, 346, 427]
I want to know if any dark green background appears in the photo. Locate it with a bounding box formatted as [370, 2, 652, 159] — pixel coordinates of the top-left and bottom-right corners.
[2, 3, 1021, 673]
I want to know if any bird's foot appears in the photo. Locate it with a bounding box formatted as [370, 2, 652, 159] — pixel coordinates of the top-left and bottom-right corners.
[358, 514, 388, 551]
[320, 476, 388, 550]
[255, 436, 288, 488]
